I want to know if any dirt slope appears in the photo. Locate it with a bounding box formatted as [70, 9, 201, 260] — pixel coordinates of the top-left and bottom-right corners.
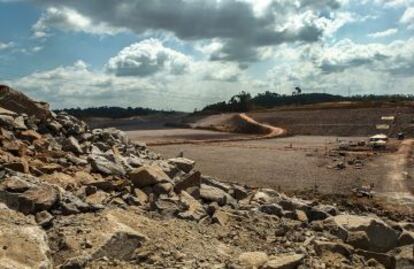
[249, 106, 414, 137]
[190, 113, 286, 139]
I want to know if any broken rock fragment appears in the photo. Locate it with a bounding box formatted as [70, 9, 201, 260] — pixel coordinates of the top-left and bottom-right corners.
[0, 205, 52, 269]
[168, 157, 195, 173]
[129, 165, 171, 188]
[89, 154, 126, 176]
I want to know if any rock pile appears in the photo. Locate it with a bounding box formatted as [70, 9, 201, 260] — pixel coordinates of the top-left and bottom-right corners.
[0, 87, 413, 269]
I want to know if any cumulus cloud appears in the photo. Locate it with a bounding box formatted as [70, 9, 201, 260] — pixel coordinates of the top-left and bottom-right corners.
[309, 38, 414, 76]
[32, 6, 126, 38]
[5, 59, 252, 110]
[5, 60, 160, 108]
[400, 7, 414, 29]
[194, 61, 243, 82]
[4, 40, 251, 110]
[32, 0, 346, 63]
[264, 37, 414, 97]
[106, 39, 190, 77]
[0, 41, 14, 50]
[368, 28, 398, 38]
[105, 38, 244, 82]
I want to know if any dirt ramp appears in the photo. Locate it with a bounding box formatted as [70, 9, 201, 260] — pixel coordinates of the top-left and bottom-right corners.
[192, 113, 286, 138]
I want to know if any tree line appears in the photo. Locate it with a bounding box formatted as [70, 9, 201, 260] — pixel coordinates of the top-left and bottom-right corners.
[56, 90, 414, 118]
[55, 106, 178, 119]
[200, 90, 414, 113]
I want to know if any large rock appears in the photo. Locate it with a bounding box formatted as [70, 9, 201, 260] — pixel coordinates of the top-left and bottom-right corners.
[325, 215, 399, 253]
[0, 115, 27, 130]
[61, 136, 83, 154]
[174, 170, 201, 194]
[89, 154, 126, 176]
[314, 240, 353, 258]
[0, 85, 51, 120]
[260, 204, 284, 217]
[168, 157, 195, 173]
[129, 165, 171, 188]
[50, 209, 147, 267]
[177, 191, 206, 221]
[201, 175, 231, 192]
[0, 205, 52, 269]
[0, 176, 60, 214]
[200, 184, 227, 206]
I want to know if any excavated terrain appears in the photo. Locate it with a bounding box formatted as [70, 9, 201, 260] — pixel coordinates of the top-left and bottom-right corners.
[0, 85, 414, 269]
[249, 105, 414, 137]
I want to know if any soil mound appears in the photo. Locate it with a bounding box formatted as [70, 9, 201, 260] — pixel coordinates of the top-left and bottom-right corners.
[192, 113, 286, 138]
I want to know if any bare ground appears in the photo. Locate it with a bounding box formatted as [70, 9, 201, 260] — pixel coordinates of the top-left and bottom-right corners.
[374, 139, 414, 214]
[151, 136, 390, 195]
[126, 128, 252, 145]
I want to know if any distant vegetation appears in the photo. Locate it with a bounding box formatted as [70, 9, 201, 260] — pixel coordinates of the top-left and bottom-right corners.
[56, 90, 414, 118]
[201, 90, 414, 113]
[55, 106, 179, 119]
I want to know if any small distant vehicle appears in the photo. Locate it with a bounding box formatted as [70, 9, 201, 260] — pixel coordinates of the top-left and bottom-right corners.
[368, 134, 388, 149]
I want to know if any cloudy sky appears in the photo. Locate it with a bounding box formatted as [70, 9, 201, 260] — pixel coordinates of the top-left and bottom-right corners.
[0, 0, 413, 111]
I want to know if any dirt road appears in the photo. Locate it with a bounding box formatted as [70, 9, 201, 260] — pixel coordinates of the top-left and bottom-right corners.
[376, 139, 414, 213]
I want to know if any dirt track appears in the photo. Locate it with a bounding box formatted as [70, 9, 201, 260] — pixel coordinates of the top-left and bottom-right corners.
[376, 139, 414, 213]
[126, 113, 286, 145]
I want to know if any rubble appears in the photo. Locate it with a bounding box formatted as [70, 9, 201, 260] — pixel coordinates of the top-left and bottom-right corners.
[0, 87, 412, 268]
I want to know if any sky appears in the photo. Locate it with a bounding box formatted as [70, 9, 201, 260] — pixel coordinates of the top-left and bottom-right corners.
[0, 0, 413, 111]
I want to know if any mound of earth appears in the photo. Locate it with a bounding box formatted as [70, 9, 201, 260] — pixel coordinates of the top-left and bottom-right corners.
[191, 113, 285, 137]
[0, 86, 413, 268]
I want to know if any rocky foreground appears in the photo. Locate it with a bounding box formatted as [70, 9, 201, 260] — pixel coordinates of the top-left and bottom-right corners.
[0, 85, 413, 269]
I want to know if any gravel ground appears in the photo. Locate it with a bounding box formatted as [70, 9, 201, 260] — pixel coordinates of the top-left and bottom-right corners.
[151, 136, 390, 194]
[126, 128, 254, 144]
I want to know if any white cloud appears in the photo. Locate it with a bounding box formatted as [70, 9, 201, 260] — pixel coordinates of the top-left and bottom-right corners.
[400, 7, 414, 29]
[4, 40, 253, 110]
[32, 46, 44, 52]
[106, 39, 191, 77]
[368, 28, 398, 38]
[0, 42, 14, 50]
[193, 61, 243, 82]
[32, 6, 126, 39]
[306, 38, 414, 76]
[31, 0, 345, 63]
[264, 37, 414, 96]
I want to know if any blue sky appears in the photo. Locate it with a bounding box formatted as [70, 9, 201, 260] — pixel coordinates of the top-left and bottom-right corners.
[0, 0, 413, 111]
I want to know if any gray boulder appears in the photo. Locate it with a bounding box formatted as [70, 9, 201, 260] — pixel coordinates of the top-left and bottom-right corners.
[129, 165, 172, 188]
